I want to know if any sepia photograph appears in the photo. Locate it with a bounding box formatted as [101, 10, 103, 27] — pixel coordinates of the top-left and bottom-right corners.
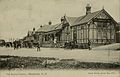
[0, 0, 120, 77]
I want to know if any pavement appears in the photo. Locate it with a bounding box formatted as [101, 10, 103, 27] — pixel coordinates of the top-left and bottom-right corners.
[93, 43, 120, 50]
[0, 47, 120, 63]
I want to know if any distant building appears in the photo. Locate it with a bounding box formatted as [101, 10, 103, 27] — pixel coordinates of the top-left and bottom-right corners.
[23, 28, 36, 42]
[35, 23, 62, 47]
[36, 4, 118, 48]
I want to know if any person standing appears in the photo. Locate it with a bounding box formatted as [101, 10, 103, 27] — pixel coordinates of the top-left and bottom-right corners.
[88, 40, 91, 50]
[37, 42, 41, 51]
[54, 37, 57, 48]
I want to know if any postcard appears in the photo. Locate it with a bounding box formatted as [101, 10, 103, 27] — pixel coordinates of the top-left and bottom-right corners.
[0, 0, 120, 77]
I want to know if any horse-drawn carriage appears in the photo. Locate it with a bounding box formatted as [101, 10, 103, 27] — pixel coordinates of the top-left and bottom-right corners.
[64, 41, 77, 49]
[0, 39, 5, 47]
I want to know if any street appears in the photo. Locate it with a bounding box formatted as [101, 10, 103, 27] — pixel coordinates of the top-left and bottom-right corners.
[0, 47, 120, 63]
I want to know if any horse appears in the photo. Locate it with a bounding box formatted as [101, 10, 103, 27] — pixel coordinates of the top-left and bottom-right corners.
[13, 41, 22, 50]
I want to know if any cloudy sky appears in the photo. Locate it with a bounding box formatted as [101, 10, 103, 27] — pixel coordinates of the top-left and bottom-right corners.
[0, 0, 119, 41]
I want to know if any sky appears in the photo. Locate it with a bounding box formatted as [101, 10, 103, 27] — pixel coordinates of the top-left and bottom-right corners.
[0, 0, 120, 41]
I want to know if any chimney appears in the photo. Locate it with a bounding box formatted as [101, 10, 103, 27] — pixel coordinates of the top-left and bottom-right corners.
[61, 17, 64, 22]
[33, 27, 35, 31]
[40, 25, 42, 28]
[61, 14, 66, 23]
[86, 4, 91, 15]
[33, 28, 35, 35]
[48, 21, 52, 25]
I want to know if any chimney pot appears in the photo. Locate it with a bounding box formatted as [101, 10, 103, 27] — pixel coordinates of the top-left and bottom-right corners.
[33, 27, 35, 31]
[40, 25, 42, 28]
[48, 21, 52, 25]
[86, 4, 91, 15]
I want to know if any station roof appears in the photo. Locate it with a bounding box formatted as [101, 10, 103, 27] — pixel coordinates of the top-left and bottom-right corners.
[37, 23, 62, 32]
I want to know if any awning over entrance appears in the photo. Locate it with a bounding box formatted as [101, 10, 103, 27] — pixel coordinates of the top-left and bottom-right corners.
[44, 29, 61, 35]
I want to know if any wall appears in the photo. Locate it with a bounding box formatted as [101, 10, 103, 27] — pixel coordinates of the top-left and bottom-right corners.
[89, 21, 116, 44]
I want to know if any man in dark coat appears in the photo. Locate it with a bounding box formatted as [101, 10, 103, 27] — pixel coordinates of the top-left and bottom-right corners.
[88, 40, 91, 50]
[37, 42, 41, 51]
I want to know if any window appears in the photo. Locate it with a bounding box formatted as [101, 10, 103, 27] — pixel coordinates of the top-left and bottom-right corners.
[73, 26, 77, 42]
[103, 23, 107, 28]
[45, 35, 47, 41]
[81, 26, 84, 29]
[45, 35, 50, 41]
[97, 22, 102, 27]
[97, 22, 107, 28]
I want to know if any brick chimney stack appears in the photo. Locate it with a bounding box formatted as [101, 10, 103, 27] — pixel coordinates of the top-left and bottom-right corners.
[86, 4, 91, 15]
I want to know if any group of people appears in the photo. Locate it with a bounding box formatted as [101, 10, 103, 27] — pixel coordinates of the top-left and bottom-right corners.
[64, 40, 92, 50]
[13, 41, 22, 50]
[4, 37, 92, 51]
[4, 40, 42, 51]
[64, 41, 76, 49]
[37, 37, 58, 51]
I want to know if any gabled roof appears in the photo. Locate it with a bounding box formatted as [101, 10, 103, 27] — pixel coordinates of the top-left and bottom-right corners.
[65, 10, 102, 26]
[75, 10, 101, 25]
[37, 9, 117, 33]
[65, 17, 78, 26]
[65, 9, 118, 26]
[37, 23, 62, 32]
